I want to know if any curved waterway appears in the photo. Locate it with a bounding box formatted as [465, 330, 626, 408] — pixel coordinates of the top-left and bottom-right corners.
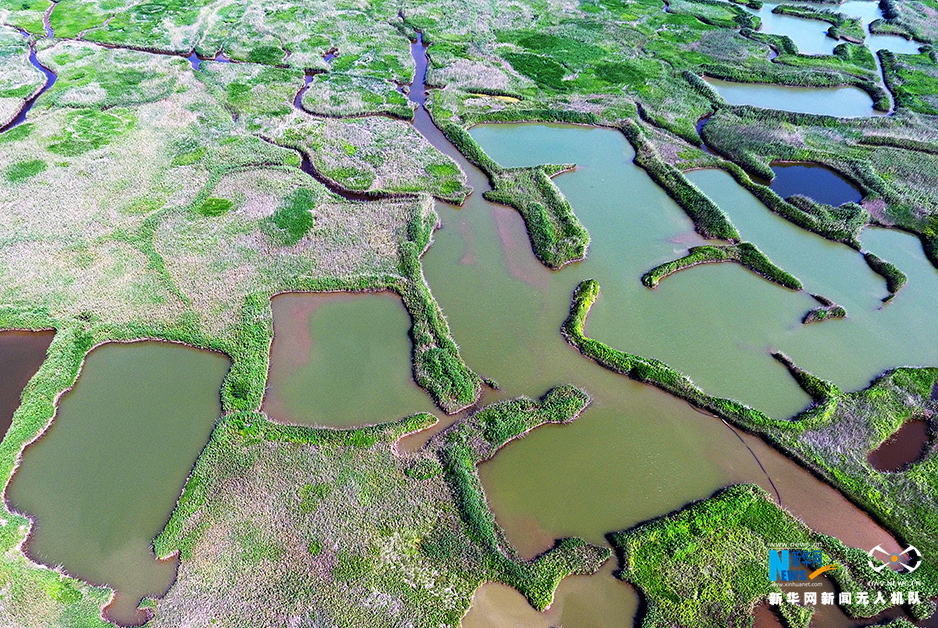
[6, 341, 229, 626]
[0, 330, 54, 439]
[0, 34, 57, 133]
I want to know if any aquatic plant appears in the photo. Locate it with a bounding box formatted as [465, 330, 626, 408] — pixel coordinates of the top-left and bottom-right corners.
[863, 251, 908, 296]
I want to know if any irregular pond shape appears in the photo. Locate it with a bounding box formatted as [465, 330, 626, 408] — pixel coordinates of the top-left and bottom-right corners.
[461, 561, 636, 628]
[687, 169, 938, 395]
[868, 420, 932, 472]
[769, 162, 864, 207]
[6, 341, 229, 626]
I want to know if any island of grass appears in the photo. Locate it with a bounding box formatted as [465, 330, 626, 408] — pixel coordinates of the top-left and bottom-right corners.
[802, 294, 847, 324]
[772, 5, 866, 44]
[611, 484, 938, 628]
[641, 242, 802, 290]
[864, 252, 908, 299]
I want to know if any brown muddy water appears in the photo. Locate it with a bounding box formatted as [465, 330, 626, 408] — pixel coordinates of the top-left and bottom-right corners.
[6, 341, 229, 626]
[0, 330, 54, 440]
[263, 292, 436, 427]
[868, 420, 933, 472]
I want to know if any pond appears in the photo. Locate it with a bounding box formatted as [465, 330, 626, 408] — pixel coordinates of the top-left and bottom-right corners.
[6, 341, 229, 626]
[263, 292, 436, 427]
[0, 330, 54, 439]
[704, 77, 878, 117]
[768, 162, 863, 207]
[868, 419, 933, 472]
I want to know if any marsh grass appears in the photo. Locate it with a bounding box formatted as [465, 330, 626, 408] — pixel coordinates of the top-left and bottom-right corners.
[149, 389, 606, 627]
[612, 484, 937, 628]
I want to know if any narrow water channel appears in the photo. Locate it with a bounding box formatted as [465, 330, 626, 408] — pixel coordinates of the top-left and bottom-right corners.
[0, 35, 57, 133]
[6, 341, 229, 626]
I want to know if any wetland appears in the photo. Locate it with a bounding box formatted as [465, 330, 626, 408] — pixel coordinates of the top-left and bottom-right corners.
[1, 0, 938, 624]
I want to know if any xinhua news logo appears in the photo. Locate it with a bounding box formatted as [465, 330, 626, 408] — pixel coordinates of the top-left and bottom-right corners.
[769, 549, 838, 582]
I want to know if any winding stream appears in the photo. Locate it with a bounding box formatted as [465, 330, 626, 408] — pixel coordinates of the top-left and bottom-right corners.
[0, 33, 57, 133]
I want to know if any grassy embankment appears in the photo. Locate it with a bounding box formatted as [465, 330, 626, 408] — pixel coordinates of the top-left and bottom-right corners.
[563, 279, 938, 607]
[864, 251, 908, 299]
[611, 484, 938, 628]
[440, 121, 590, 268]
[872, 0, 938, 44]
[880, 49, 938, 116]
[149, 387, 608, 627]
[620, 118, 741, 241]
[642, 242, 802, 290]
[772, 5, 866, 43]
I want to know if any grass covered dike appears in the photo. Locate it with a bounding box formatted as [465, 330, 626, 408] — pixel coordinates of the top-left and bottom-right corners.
[439, 121, 590, 268]
[642, 242, 802, 290]
[563, 279, 938, 624]
[149, 386, 608, 626]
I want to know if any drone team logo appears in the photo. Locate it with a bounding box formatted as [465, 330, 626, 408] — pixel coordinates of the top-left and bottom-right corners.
[867, 545, 922, 573]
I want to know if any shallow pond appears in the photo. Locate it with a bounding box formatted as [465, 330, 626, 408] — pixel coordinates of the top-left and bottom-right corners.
[868, 419, 933, 472]
[0, 330, 53, 439]
[704, 77, 878, 117]
[6, 341, 229, 626]
[769, 162, 863, 207]
[263, 292, 436, 427]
